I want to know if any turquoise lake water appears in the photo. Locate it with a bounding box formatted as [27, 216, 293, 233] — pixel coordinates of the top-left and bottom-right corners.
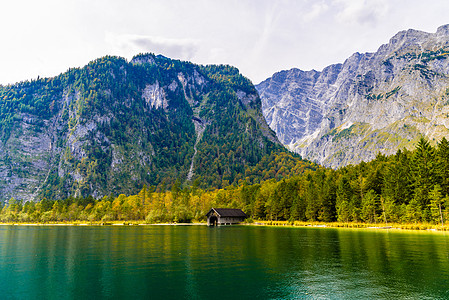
[0, 225, 448, 299]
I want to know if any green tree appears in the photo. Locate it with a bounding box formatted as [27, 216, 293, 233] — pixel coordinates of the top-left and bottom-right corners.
[412, 137, 436, 212]
[436, 137, 449, 196]
[361, 190, 378, 223]
[405, 197, 422, 223]
[305, 179, 320, 221]
[382, 149, 411, 205]
[336, 176, 352, 222]
[0, 198, 21, 222]
[381, 196, 397, 224]
[429, 184, 444, 225]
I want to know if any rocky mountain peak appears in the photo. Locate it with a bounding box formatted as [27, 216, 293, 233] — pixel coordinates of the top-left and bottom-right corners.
[130, 53, 156, 65]
[389, 28, 429, 46]
[257, 25, 449, 168]
[436, 24, 449, 36]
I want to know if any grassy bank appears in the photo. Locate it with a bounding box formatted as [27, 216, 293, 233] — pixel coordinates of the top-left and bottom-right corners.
[249, 220, 449, 231]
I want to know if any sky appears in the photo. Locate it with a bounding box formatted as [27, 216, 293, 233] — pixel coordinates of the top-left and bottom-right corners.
[1, 0, 449, 85]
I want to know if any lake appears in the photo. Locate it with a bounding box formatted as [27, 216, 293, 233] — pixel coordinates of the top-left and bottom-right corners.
[0, 225, 448, 299]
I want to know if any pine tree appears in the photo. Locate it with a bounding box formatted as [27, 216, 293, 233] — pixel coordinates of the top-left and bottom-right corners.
[429, 184, 444, 225]
[436, 137, 449, 196]
[361, 189, 377, 223]
[412, 137, 436, 212]
[405, 197, 422, 223]
[305, 180, 319, 221]
[382, 149, 411, 205]
[336, 176, 352, 222]
[381, 195, 397, 224]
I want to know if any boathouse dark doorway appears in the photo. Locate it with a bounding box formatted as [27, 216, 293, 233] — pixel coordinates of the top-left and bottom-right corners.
[209, 216, 218, 226]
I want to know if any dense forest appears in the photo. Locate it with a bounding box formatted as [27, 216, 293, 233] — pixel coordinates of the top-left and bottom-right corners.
[0, 54, 298, 202]
[2, 137, 449, 226]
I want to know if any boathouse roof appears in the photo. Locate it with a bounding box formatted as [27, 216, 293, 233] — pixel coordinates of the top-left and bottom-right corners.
[206, 208, 247, 218]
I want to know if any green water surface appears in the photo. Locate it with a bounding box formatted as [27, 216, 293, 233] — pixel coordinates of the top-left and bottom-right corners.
[0, 225, 448, 299]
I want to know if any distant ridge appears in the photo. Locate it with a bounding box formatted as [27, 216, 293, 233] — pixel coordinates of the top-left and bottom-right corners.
[257, 24, 449, 168]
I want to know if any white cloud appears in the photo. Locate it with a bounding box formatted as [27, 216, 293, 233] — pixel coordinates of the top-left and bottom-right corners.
[105, 33, 200, 61]
[303, 1, 330, 22]
[207, 48, 228, 62]
[1, 0, 449, 85]
[334, 0, 389, 25]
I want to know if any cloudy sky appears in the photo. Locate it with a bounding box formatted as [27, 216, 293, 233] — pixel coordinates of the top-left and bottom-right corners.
[1, 0, 449, 85]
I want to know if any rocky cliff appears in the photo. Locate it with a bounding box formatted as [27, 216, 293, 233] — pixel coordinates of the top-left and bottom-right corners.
[0, 54, 283, 202]
[257, 25, 449, 168]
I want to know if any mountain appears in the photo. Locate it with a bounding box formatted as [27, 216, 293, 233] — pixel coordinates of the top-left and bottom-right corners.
[257, 25, 449, 168]
[0, 54, 291, 203]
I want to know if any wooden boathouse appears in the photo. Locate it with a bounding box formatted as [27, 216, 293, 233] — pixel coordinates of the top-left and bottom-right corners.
[206, 208, 247, 226]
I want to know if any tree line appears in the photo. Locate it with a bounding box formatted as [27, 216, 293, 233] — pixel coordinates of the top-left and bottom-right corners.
[2, 137, 449, 225]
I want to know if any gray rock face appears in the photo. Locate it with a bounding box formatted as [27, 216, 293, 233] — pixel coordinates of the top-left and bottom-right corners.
[257, 25, 449, 168]
[0, 54, 280, 203]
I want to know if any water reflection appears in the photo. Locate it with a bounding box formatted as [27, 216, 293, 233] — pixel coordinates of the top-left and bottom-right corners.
[0, 226, 448, 299]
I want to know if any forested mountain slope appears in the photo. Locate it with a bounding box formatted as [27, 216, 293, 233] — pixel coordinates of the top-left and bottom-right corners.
[0, 54, 312, 203]
[257, 24, 449, 168]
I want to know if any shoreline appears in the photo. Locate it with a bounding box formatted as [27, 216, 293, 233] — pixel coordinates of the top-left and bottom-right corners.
[0, 220, 448, 232]
[0, 222, 206, 226]
[248, 220, 449, 232]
